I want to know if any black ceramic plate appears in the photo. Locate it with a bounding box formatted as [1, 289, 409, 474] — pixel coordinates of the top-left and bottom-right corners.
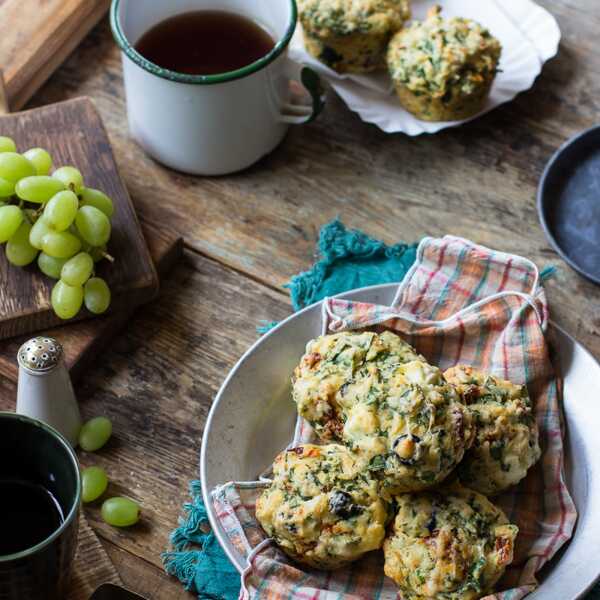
[538, 125, 600, 285]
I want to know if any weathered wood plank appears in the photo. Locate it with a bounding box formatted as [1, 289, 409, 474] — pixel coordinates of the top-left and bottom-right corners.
[70, 516, 122, 600]
[102, 542, 194, 600]
[26, 2, 600, 359]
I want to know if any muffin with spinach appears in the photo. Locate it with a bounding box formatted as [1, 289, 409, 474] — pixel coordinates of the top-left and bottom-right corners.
[292, 330, 422, 441]
[292, 331, 474, 496]
[444, 365, 541, 496]
[255, 443, 389, 569]
[386, 5, 502, 121]
[298, 0, 411, 73]
[384, 481, 518, 599]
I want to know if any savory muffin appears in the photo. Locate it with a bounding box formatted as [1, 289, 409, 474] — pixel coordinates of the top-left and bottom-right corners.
[298, 0, 411, 73]
[255, 443, 389, 569]
[293, 332, 474, 495]
[293, 330, 422, 440]
[383, 482, 518, 599]
[444, 365, 541, 496]
[386, 5, 502, 121]
[357, 360, 474, 495]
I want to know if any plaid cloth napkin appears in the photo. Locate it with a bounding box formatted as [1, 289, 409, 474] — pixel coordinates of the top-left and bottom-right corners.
[211, 235, 577, 600]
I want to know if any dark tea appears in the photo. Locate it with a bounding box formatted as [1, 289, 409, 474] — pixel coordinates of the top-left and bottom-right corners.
[135, 11, 275, 76]
[0, 480, 64, 555]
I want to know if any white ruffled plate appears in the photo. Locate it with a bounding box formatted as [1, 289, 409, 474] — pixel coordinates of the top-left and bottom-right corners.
[289, 0, 560, 134]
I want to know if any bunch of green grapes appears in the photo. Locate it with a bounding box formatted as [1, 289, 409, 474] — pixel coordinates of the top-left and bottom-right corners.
[0, 135, 112, 319]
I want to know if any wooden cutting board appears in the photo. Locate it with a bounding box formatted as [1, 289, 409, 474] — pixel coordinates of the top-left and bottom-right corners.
[0, 219, 183, 382]
[0, 97, 158, 340]
[0, 0, 110, 112]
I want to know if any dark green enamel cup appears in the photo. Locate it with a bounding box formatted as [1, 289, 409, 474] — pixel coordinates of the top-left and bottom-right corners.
[0, 412, 81, 599]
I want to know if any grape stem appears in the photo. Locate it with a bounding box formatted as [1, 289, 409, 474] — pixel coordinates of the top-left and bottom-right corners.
[22, 206, 42, 226]
[100, 251, 115, 263]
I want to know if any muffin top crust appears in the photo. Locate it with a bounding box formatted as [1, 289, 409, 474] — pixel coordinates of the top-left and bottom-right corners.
[387, 5, 501, 99]
[299, 0, 411, 38]
[444, 365, 541, 495]
[384, 481, 518, 599]
[293, 331, 474, 494]
[255, 443, 389, 569]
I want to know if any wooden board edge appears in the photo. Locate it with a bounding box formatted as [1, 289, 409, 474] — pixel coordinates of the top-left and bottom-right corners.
[6, 2, 111, 112]
[0, 71, 9, 115]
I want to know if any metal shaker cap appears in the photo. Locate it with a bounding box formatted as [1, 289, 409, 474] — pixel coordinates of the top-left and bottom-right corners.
[17, 337, 63, 372]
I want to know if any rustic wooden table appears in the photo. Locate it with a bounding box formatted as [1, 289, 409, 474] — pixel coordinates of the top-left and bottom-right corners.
[0, 1, 598, 597]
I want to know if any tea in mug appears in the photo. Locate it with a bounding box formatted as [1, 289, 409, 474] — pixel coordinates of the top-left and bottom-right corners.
[0, 479, 64, 555]
[135, 11, 275, 76]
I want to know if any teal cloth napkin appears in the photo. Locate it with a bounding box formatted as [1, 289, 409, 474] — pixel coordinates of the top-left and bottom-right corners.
[162, 481, 240, 600]
[162, 220, 595, 600]
[286, 219, 418, 311]
[257, 219, 417, 333]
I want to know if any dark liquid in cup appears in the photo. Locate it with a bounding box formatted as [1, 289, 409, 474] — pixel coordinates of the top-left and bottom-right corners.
[135, 11, 275, 75]
[0, 480, 64, 555]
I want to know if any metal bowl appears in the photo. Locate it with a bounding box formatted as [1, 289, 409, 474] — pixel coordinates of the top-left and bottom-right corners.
[201, 284, 600, 599]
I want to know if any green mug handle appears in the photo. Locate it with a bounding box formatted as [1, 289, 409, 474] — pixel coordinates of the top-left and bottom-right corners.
[280, 66, 325, 124]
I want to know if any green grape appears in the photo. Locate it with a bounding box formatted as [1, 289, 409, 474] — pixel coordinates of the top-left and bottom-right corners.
[101, 497, 140, 527]
[81, 466, 108, 503]
[15, 176, 66, 204]
[0, 176, 15, 198]
[84, 277, 111, 314]
[61, 252, 93, 287]
[89, 244, 107, 263]
[44, 190, 79, 231]
[51, 280, 83, 319]
[42, 230, 81, 259]
[23, 148, 53, 176]
[80, 187, 114, 218]
[79, 416, 112, 451]
[67, 229, 97, 257]
[29, 217, 52, 250]
[0, 136, 16, 153]
[75, 205, 111, 246]
[0, 152, 35, 182]
[38, 253, 67, 279]
[52, 166, 84, 194]
[0, 205, 23, 243]
[6, 222, 38, 266]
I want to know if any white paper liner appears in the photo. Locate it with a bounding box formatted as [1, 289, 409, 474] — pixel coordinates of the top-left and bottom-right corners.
[289, 0, 560, 134]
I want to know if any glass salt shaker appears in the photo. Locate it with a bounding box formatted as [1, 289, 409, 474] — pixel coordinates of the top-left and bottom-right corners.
[16, 336, 82, 447]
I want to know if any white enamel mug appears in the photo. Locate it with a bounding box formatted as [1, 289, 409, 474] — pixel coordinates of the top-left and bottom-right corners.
[110, 0, 323, 176]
